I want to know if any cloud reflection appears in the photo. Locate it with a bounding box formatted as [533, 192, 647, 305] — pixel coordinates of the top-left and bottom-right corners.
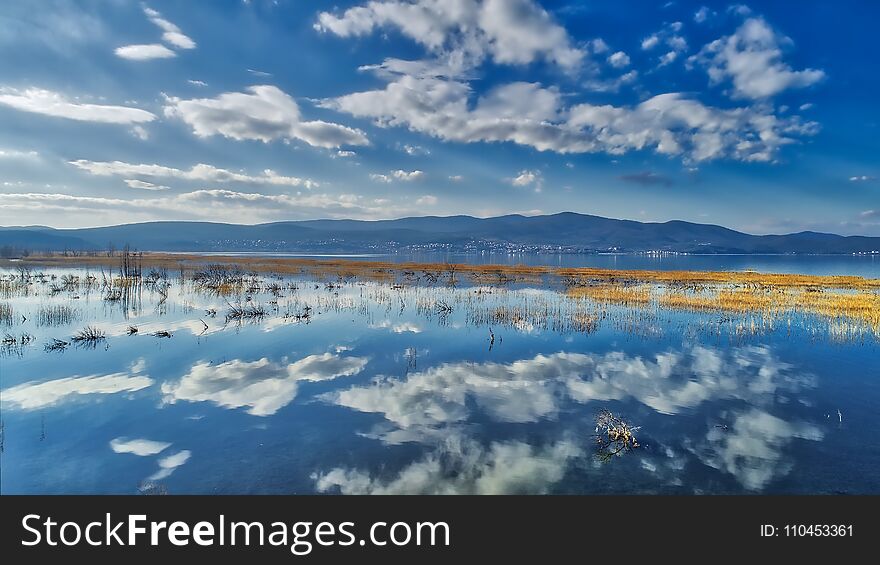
[161, 353, 369, 416]
[686, 408, 823, 490]
[326, 346, 813, 441]
[1, 372, 154, 410]
[314, 435, 581, 495]
[109, 437, 171, 456]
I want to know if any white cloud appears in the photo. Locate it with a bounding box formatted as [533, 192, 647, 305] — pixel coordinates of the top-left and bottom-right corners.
[401, 144, 430, 155]
[607, 51, 630, 68]
[658, 50, 679, 67]
[188, 79, 208, 87]
[315, 0, 585, 71]
[849, 175, 876, 182]
[114, 43, 176, 60]
[511, 169, 541, 188]
[124, 179, 169, 191]
[393, 169, 425, 181]
[110, 437, 171, 456]
[0, 148, 39, 159]
[371, 169, 424, 182]
[448, 175, 463, 182]
[144, 6, 196, 49]
[690, 17, 824, 99]
[163, 85, 369, 149]
[641, 35, 660, 50]
[694, 6, 714, 23]
[161, 354, 369, 416]
[590, 38, 609, 54]
[416, 194, 438, 206]
[0, 189, 429, 226]
[1, 373, 154, 410]
[130, 125, 150, 140]
[336, 150, 357, 158]
[326, 68, 817, 163]
[69, 159, 318, 189]
[0, 87, 156, 124]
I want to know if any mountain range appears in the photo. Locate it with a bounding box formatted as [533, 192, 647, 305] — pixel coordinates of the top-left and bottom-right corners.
[1, 213, 878, 255]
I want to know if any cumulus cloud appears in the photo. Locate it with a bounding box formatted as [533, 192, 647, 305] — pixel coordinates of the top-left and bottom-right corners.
[393, 169, 425, 181]
[694, 6, 714, 23]
[163, 85, 369, 149]
[314, 434, 581, 494]
[110, 437, 171, 456]
[161, 354, 369, 416]
[641, 34, 660, 50]
[69, 159, 318, 189]
[325, 59, 815, 163]
[0, 87, 156, 124]
[566, 92, 819, 162]
[401, 143, 430, 155]
[1, 372, 153, 410]
[607, 51, 630, 68]
[689, 17, 824, 99]
[511, 170, 542, 189]
[315, 0, 585, 71]
[416, 194, 438, 206]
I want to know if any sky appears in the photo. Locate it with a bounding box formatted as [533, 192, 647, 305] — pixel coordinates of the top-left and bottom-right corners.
[0, 0, 877, 235]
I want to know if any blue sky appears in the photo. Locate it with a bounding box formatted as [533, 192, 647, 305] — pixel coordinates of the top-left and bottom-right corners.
[0, 0, 877, 234]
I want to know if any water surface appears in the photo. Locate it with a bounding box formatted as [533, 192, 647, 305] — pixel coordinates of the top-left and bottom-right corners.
[1, 262, 877, 494]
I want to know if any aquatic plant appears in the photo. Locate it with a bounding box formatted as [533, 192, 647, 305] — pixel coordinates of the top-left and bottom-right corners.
[0, 302, 12, 325]
[594, 409, 640, 461]
[71, 325, 106, 343]
[36, 305, 79, 327]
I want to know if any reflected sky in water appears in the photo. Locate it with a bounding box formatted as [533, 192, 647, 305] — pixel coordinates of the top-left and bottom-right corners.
[1, 262, 878, 494]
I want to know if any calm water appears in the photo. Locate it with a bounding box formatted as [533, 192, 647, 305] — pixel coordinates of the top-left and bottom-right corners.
[1, 260, 878, 494]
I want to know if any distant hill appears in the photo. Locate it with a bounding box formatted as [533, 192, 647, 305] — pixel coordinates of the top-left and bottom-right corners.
[2, 213, 879, 255]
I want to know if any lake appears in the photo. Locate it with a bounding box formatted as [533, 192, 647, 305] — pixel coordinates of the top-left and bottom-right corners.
[1, 257, 878, 494]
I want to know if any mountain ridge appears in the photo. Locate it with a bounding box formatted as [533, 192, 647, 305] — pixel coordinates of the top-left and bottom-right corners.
[1, 213, 878, 255]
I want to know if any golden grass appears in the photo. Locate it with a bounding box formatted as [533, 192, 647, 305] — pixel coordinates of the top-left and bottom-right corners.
[7, 252, 877, 290]
[567, 284, 652, 306]
[4, 253, 878, 336]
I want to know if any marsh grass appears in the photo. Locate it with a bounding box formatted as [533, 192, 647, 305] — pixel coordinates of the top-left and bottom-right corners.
[36, 305, 79, 327]
[71, 325, 106, 343]
[0, 302, 12, 325]
[3, 255, 878, 345]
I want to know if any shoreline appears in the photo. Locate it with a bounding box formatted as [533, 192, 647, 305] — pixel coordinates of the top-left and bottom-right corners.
[2, 252, 879, 290]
